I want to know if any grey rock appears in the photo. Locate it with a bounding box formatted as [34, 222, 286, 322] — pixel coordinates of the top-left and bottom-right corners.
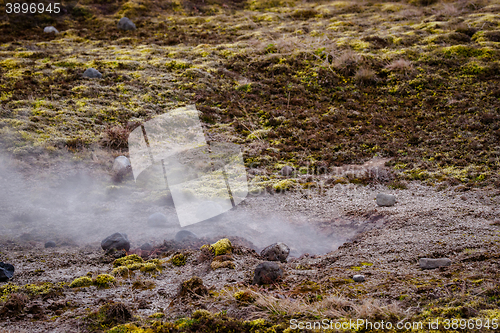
[353, 275, 365, 282]
[0, 262, 15, 282]
[175, 230, 198, 242]
[252, 261, 283, 285]
[148, 212, 169, 227]
[44, 241, 56, 248]
[140, 242, 153, 251]
[101, 232, 130, 252]
[260, 242, 290, 262]
[280, 165, 294, 177]
[376, 193, 396, 207]
[43, 26, 59, 34]
[419, 258, 452, 269]
[83, 68, 102, 79]
[118, 17, 136, 31]
[112, 156, 131, 173]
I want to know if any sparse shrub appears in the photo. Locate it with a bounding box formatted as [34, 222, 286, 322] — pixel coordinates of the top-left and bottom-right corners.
[234, 290, 256, 303]
[102, 124, 131, 150]
[0, 293, 27, 317]
[69, 276, 93, 288]
[333, 50, 361, 76]
[385, 59, 413, 75]
[354, 67, 377, 85]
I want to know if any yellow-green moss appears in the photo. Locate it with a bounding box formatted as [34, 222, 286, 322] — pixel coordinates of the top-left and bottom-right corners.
[149, 312, 165, 318]
[94, 274, 115, 288]
[273, 179, 295, 191]
[210, 238, 233, 256]
[107, 323, 145, 333]
[112, 266, 130, 278]
[171, 253, 186, 266]
[211, 260, 235, 270]
[139, 262, 159, 273]
[113, 254, 143, 267]
[234, 290, 256, 303]
[69, 276, 93, 288]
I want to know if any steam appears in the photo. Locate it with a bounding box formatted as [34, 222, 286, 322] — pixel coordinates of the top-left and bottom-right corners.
[0, 152, 345, 257]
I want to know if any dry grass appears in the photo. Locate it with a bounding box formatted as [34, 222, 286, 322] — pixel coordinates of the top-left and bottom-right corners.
[385, 59, 414, 75]
[354, 67, 377, 85]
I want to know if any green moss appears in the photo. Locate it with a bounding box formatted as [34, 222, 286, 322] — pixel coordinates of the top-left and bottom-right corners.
[23, 282, 60, 296]
[94, 274, 116, 288]
[171, 253, 187, 266]
[69, 276, 93, 288]
[149, 312, 165, 318]
[234, 290, 256, 303]
[112, 266, 130, 278]
[107, 323, 145, 333]
[113, 254, 143, 267]
[210, 238, 233, 256]
[0, 283, 20, 301]
[442, 45, 493, 59]
[273, 179, 295, 191]
[139, 262, 159, 273]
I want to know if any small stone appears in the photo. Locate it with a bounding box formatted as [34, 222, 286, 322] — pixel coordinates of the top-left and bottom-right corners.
[117, 17, 136, 31]
[419, 258, 452, 269]
[175, 230, 198, 242]
[280, 165, 294, 177]
[179, 276, 208, 298]
[83, 68, 102, 79]
[260, 242, 290, 262]
[101, 233, 130, 252]
[376, 193, 396, 207]
[140, 243, 153, 251]
[0, 262, 15, 282]
[44, 241, 56, 248]
[147, 212, 169, 228]
[112, 156, 131, 173]
[43, 26, 59, 34]
[353, 275, 365, 282]
[252, 262, 283, 285]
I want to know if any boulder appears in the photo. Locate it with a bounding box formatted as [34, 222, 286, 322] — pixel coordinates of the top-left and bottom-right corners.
[353, 275, 365, 282]
[83, 68, 102, 79]
[280, 165, 294, 177]
[419, 258, 451, 269]
[118, 17, 136, 31]
[260, 242, 290, 262]
[147, 212, 169, 228]
[175, 230, 198, 243]
[101, 233, 130, 252]
[43, 26, 59, 34]
[376, 193, 396, 207]
[252, 262, 283, 285]
[44, 241, 56, 248]
[0, 262, 15, 282]
[140, 243, 153, 251]
[112, 156, 131, 173]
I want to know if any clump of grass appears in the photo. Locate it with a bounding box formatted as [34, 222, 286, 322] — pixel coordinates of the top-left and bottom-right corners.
[101, 124, 131, 150]
[385, 59, 413, 75]
[354, 67, 377, 85]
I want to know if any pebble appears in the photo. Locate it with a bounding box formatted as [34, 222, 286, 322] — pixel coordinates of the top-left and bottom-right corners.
[260, 242, 290, 262]
[0, 262, 15, 282]
[43, 26, 59, 34]
[83, 68, 102, 79]
[376, 193, 396, 207]
[101, 232, 130, 252]
[252, 261, 283, 285]
[118, 17, 136, 31]
[353, 275, 365, 282]
[44, 241, 56, 248]
[419, 258, 452, 269]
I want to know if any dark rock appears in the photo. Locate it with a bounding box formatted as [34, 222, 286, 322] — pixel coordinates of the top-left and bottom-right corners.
[83, 68, 102, 79]
[179, 276, 208, 298]
[44, 241, 56, 248]
[260, 242, 290, 262]
[376, 193, 396, 207]
[0, 262, 15, 282]
[419, 258, 452, 269]
[175, 230, 198, 243]
[148, 212, 169, 227]
[118, 17, 136, 31]
[280, 165, 294, 177]
[252, 262, 283, 285]
[101, 233, 130, 252]
[140, 243, 153, 251]
[353, 275, 365, 282]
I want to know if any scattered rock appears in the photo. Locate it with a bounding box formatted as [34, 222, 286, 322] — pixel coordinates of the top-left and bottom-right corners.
[147, 212, 169, 228]
[260, 242, 290, 262]
[179, 276, 208, 298]
[83, 68, 102, 79]
[419, 258, 452, 269]
[175, 230, 198, 243]
[0, 262, 15, 282]
[44, 241, 56, 248]
[280, 165, 294, 177]
[43, 26, 59, 34]
[140, 243, 153, 251]
[376, 193, 396, 207]
[101, 233, 130, 252]
[117, 17, 136, 31]
[353, 275, 365, 282]
[252, 262, 283, 285]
